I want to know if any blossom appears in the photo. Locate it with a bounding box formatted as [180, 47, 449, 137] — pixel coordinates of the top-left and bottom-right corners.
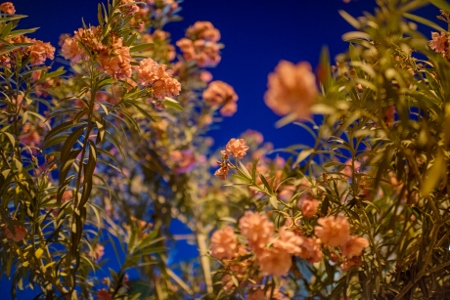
[273, 226, 303, 254]
[429, 32, 448, 54]
[61, 37, 83, 64]
[257, 246, 292, 277]
[119, 0, 140, 16]
[341, 235, 369, 258]
[28, 40, 55, 66]
[203, 80, 238, 105]
[239, 211, 274, 253]
[214, 165, 229, 180]
[171, 150, 196, 174]
[248, 289, 266, 300]
[210, 226, 238, 259]
[19, 122, 41, 148]
[341, 256, 362, 271]
[137, 58, 181, 100]
[220, 101, 237, 117]
[297, 236, 323, 263]
[264, 61, 318, 120]
[222, 138, 249, 159]
[4, 225, 26, 241]
[187, 21, 221, 42]
[98, 38, 132, 79]
[314, 215, 350, 247]
[301, 198, 319, 218]
[0, 2, 15, 14]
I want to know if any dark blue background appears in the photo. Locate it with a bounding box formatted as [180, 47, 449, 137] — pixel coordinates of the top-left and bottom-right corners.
[0, 0, 439, 298]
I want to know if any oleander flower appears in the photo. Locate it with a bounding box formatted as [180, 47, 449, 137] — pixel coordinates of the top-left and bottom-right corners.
[220, 101, 237, 117]
[314, 215, 350, 247]
[297, 236, 323, 263]
[239, 211, 274, 253]
[222, 138, 249, 159]
[301, 198, 319, 218]
[119, 0, 140, 16]
[341, 235, 369, 258]
[257, 246, 292, 277]
[171, 150, 196, 174]
[273, 226, 303, 254]
[97, 289, 112, 300]
[61, 37, 83, 64]
[265, 61, 318, 120]
[429, 32, 448, 54]
[0, 2, 15, 14]
[19, 122, 41, 148]
[203, 80, 238, 105]
[186, 21, 221, 42]
[214, 165, 229, 180]
[248, 289, 266, 300]
[28, 40, 55, 66]
[4, 225, 26, 241]
[98, 38, 132, 79]
[137, 58, 181, 100]
[210, 226, 238, 259]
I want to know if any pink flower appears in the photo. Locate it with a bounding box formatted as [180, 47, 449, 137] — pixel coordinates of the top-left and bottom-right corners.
[19, 122, 41, 149]
[429, 32, 448, 54]
[342, 159, 361, 178]
[314, 215, 350, 247]
[119, 0, 140, 16]
[28, 40, 55, 66]
[273, 226, 303, 254]
[248, 289, 266, 300]
[210, 226, 238, 259]
[203, 80, 238, 105]
[186, 21, 221, 43]
[257, 246, 292, 277]
[297, 236, 323, 263]
[341, 235, 369, 258]
[0, 2, 15, 14]
[214, 165, 229, 180]
[301, 198, 319, 218]
[220, 101, 237, 117]
[264, 61, 318, 120]
[98, 39, 132, 79]
[171, 150, 196, 174]
[4, 225, 26, 241]
[222, 138, 249, 159]
[239, 211, 274, 253]
[137, 58, 181, 101]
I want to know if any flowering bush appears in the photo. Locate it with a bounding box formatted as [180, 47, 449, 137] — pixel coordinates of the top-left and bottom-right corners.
[1, 0, 450, 299]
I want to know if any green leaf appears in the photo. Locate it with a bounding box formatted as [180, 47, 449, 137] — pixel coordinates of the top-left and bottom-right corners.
[269, 195, 278, 209]
[130, 43, 154, 53]
[403, 13, 446, 32]
[421, 150, 445, 197]
[163, 97, 183, 111]
[259, 173, 272, 192]
[293, 148, 314, 167]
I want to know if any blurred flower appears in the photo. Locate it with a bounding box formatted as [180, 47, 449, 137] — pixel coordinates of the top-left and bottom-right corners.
[97, 289, 112, 300]
[119, 0, 140, 16]
[137, 57, 181, 100]
[297, 236, 323, 263]
[314, 215, 350, 247]
[222, 138, 249, 159]
[171, 150, 196, 174]
[239, 211, 274, 253]
[248, 288, 266, 300]
[273, 226, 303, 254]
[20, 122, 41, 149]
[301, 198, 319, 218]
[0, 2, 15, 14]
[265, 61, 317, 120]
[186, 21, 221, 42]
[28, 40, 55, 65]
[210, 226, 238, 259]
[214, 163, 230, 180]
[341, 256, 362, 271]
[341, 235, 369, 257]
[257, 246, 292, 277]
[203, 80, 238, 105]
[4, 225, 26, 241]
[429, 32, 448, 54]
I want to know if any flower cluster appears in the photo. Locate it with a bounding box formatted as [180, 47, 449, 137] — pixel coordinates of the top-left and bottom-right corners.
[176, 21, 222, 68]
[0, 2, 15, 14]
[214, 138, 249, 180]
[137, 57, 181, 101]
[203, 80, 239, 116]
[265, 60, 318, 120]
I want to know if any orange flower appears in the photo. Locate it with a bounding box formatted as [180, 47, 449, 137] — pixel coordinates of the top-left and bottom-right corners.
[257, 246, 292, 277]
[265, 61, 317, 120]
[314, 215, 350, 247]
[301, 198, 319, 218]
[210, 226, 238, 259]
[429, 32, 448, 54]
[239, 211, 274, 253]
[222, 138, 249, 159]
[341, 235, 369, 258]
[137, 58, 181, 100]
[0, 2, 15, 14]
[297, 236, 323, 263]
